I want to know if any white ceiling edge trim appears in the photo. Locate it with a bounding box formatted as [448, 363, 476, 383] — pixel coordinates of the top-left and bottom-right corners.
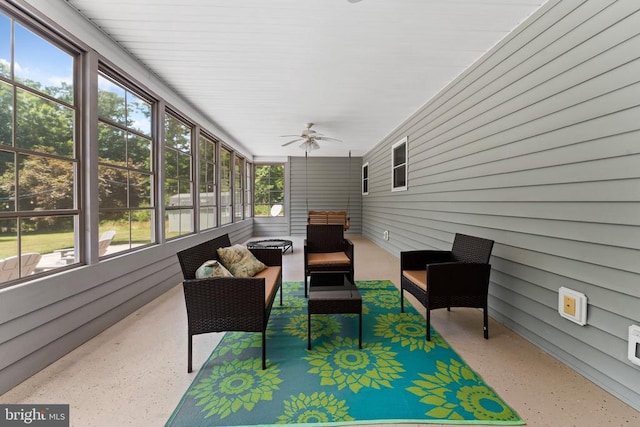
[253, 156, 288, 163]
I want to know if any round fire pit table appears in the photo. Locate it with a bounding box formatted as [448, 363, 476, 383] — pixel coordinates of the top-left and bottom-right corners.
[246, 239, 293, 254]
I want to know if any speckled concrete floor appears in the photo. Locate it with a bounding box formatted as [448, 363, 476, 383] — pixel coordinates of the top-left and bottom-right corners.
[1, 235, 638, 426]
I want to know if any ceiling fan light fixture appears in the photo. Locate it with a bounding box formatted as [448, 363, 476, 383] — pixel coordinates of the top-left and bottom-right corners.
[281, 122, 340, 151]
[300, 140, 320, 151]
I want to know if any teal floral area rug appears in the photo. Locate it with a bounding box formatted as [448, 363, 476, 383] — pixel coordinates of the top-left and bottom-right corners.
[166, 281, 524, 426]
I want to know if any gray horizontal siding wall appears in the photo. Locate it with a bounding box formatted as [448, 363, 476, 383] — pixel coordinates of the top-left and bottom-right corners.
[289, 156, 362, 236]
[0, 221, 252, 394]
[252, 217, 289, 237]
[363, 0, 640, 410]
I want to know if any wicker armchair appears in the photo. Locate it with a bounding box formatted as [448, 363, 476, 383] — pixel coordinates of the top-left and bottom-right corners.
[304, 224, 354, 297]
[176, 234, 282, 371]
[400, 233, 494, 340]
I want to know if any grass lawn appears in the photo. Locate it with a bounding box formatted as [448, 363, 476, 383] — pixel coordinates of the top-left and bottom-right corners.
[0, 222, 153, 259]
[0, 231, 74, 259]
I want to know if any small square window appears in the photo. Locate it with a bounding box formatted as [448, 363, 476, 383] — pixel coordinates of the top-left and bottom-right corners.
[362, 162, 369, 195]
[391, 136, 407, 192]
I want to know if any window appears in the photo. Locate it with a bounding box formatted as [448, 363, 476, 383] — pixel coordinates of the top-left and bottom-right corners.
[233, 155, 243, 221]
[0, 13, 79, 285]
[97, 73, 154, 254]
[0, 5, 258, 288]
[254, 164, 284, 217]
[362, 162, 369, 195]
[198, 133, 217, 230]
[244, 161, 252, 218]
[219, 146, 232, 225]
[391, 136, 408, 191]
[164, 112, 193, 238]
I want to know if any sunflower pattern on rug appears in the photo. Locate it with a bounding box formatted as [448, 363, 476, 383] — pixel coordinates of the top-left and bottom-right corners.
[166, 280, 523, 426]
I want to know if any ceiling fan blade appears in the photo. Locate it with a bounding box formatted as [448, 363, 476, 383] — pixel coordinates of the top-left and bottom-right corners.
[281, 123, 331, 150]
[315, 136, 343, 142]
[282, 138, 303, 147]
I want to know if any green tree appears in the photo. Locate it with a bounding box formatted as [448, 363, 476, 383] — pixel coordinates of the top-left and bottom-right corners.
[254, 164, 284, 216]
[98, 162, 150, 210]
[0, 75, 76, 230]
[0, 153, 74, 230]
[98, 88, 152, 172]
[15, 81, 74, 157]
[0, 70, 12, 147]
[164, 114, 192, 208]
[18, 155, 73, 210]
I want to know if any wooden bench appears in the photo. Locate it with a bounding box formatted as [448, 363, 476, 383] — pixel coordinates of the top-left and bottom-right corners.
[308, 210, 350, 230]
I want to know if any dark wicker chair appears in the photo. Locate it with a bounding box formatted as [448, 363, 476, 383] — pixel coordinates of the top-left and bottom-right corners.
[176, 234, 282, 372]
[304, 224, 354, 298]
[400, 233, 494, 340]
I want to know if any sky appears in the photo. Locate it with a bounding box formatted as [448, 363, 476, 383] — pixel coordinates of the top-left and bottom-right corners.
[1, 14, 73, 89]
[2, 11, 152, 134]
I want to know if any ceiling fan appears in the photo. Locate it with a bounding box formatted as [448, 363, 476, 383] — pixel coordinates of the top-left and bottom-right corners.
[281, 123, 342, 151]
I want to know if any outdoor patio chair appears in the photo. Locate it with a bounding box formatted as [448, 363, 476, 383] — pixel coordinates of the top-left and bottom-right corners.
[0, 253, 42, 282]
[56, 230, 116, 264]
[400, 233, 494, 340]
[304, 224, 354, 298]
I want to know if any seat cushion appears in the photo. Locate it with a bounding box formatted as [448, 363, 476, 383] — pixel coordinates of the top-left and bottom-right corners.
[195, 260, 233, 279]
[402, 270, 427, 290]
[217, 244, 268, 278]
[254, 266, 282, 305]
[307, 252, 350, 266]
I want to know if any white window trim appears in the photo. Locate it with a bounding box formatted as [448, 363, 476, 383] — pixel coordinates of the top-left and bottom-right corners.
[362, 162, 369, 195]
[391, 136, 408, 192]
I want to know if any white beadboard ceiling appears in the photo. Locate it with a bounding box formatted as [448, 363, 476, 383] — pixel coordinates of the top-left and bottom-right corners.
[65, 0, 546, 157]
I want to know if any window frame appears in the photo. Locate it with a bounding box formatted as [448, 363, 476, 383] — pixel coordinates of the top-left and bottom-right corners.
[96, 69, 156, 256]
[163, 110, 194, 239]
[362, 162, 369, 195]
[0, 8, 82, 287]
[244, 160, 253, 219]
[233, 154, 244, 222]
[219, 145, 232, 225]
[253, 163, 285, 217]
[197, 132, 217, 231]
[0, 2, 263, 289]
[391, 136, 408, 192]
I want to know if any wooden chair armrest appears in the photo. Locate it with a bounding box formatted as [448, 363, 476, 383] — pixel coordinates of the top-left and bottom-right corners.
[54, 248, 75, 258]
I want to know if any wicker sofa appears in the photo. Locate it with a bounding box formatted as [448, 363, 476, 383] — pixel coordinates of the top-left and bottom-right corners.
[176, 234, 283, 371]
